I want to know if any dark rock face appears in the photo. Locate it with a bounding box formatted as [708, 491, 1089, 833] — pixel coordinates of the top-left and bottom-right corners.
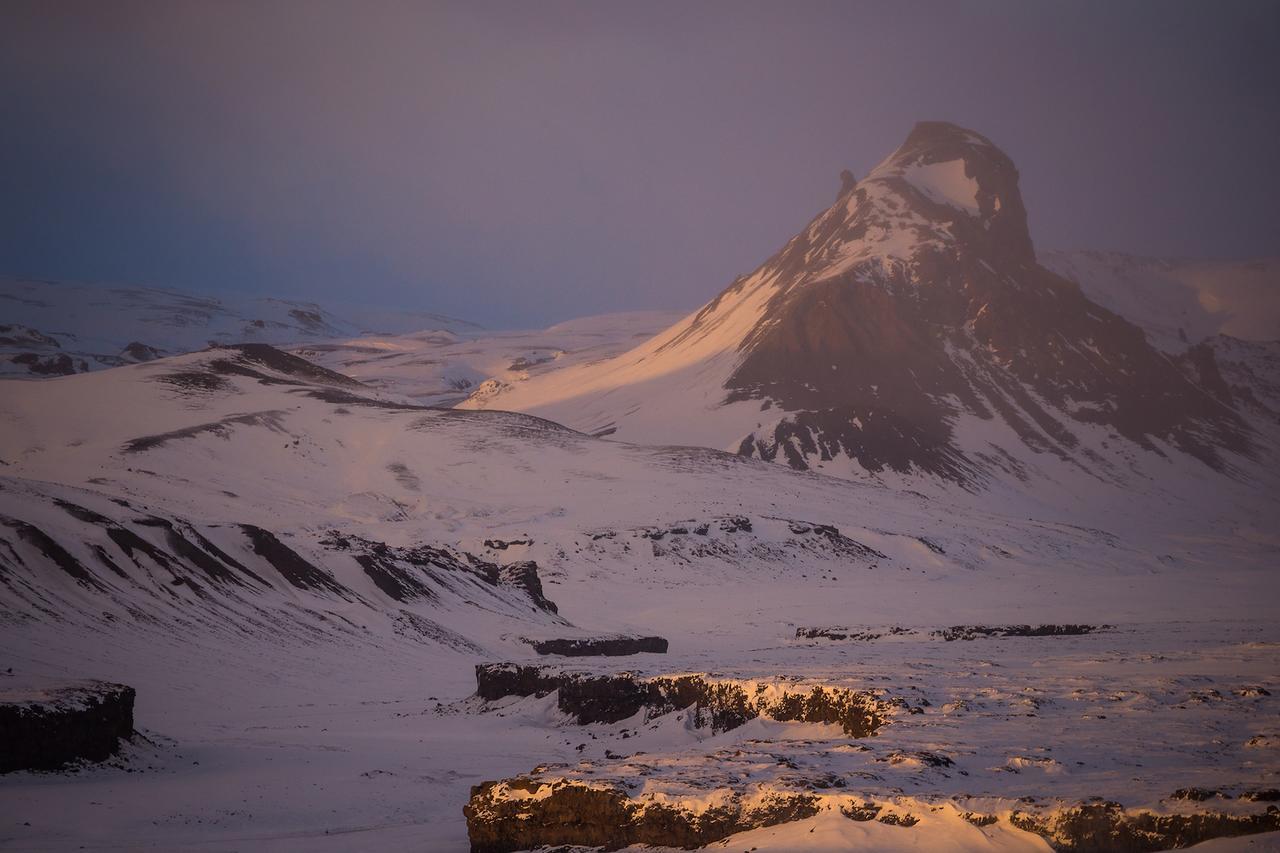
[496, 561, 558, 613]
[0, 682, 135, 772]
[317, 531, 559, 613]
[933, 624, 1108, 641]
[796, 626, 916, 642]
[715, 122, 1254, 482]
[121, 341, 163, 362]
[528, 635, 668, 656]
[463, 782, 1280, 853]
[482, 538, 532, 550]
[10, 352, 81, 376]
[209, 343, 362, 388]
[0, 515, 105, 589]
[240, 524, 351, 597]
[464, 779, 820, 853]
[473, 664, 892, 737]
[1010, 801, 1280, 852]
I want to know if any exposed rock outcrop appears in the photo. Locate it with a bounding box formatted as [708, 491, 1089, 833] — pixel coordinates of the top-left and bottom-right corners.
[495, 561, 558, 614]
[464, 782, 1280, 853]
[1, 681, 135, 772]
[933, 624, 1108, 641]
[1010, 800, 1280, 852]
[474, 664, 895, 736]
[797, 625, 917, 642]
[464, 778, 819, 853]
[526, 635, 668, 656]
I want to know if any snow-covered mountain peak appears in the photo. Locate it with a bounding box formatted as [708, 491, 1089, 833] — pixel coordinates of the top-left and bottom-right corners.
[462, 122, 1269, 499]
[808, 121, 1033, 283]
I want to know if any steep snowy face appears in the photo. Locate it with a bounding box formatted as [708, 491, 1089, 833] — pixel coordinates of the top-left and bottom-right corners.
[466, 122, 1259, 488]
[727, 123, 1257, 483]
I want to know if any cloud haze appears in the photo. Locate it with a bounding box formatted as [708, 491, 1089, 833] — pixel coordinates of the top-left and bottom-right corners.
[2, 0, 1277, 326]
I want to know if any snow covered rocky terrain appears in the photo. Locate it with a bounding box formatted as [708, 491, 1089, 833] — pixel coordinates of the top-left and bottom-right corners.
[0, 276, 480, 377]
[1, 122, 1278, 852]
[458, 123, 1279, 509]
[291, 310, 684, 407]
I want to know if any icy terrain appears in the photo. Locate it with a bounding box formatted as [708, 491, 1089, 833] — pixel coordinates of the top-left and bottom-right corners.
[291, 310, 684, 406]
[457, 124, 1278, 511]
[0, 276, 479, 377]
[0, 341, 1277, 850]
[2, 122, 1278, 852]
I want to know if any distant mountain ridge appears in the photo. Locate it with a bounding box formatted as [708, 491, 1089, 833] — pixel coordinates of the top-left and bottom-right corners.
[0, 276, 480, 377]
[1039, 250, 1280, 352]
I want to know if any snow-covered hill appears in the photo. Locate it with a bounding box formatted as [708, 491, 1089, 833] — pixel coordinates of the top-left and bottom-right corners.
[1, 342, 1277, 849]
[0, 276, 480, 377]
[458, 123, 1275, 505]
[291, 310, 683, 406]
[1040, 250, 1280, 353]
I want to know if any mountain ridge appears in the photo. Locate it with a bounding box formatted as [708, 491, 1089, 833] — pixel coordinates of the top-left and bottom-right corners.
[460, 122, 1268, 494]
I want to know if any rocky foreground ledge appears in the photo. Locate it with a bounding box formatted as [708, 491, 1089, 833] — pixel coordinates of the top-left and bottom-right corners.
[474, 662, 909, 735]
[465, 780, 1280, 853]
[462, 628, 1279, 852]
[1, 680, 135, 772]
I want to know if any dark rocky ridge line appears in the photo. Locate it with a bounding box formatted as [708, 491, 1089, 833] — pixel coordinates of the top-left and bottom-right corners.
[320, 530, 559, 613]
[1, 681, 135, 773]
[1009, 800, 1280, 852]
[794, 624, 1110, 642]
[474, 664, 899, 736]
[524, 635, 668, 656]
[933, 623, 1110, 641]
[797, 625, 917, 642]
[465, 779, 821, 853]
[463, 781, 1280, 853]
[0, 488, 564, 645]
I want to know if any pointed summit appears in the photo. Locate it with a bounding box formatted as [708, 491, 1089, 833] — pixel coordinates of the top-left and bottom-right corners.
[462, 122, 1253, 490]
[837, 169, 857, 199]
[854, 121, 1034, 265]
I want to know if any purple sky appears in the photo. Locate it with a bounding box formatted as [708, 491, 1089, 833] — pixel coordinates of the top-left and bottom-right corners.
[3, 1, 1278, 327]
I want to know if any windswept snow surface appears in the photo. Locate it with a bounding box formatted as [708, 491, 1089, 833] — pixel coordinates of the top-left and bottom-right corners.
[456, 124, 1279, 532]
[1040, 251, 1280, 352]
[291, 309, 684, 407]
[0, 345, 1277, 850]
[903, 158, 982, 215]
[0, 276, 480, 377]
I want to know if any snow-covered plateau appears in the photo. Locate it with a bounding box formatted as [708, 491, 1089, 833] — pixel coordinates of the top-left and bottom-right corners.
[0, 339, 1276, 851]
[2, 121, 1278, 852]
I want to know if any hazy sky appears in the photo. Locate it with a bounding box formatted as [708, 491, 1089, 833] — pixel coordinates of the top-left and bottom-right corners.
[3, 1, 1277, 327]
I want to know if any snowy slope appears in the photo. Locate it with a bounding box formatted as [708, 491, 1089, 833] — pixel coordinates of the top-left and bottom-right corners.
[291, 310, 683, 406]
[0, 344, 1277, 850]
[0, 276, 479, 377]
[458, 123, 1272, 507]
[1040, 250, 1280, 353]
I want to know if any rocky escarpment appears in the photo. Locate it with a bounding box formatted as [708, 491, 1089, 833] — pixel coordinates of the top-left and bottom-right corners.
[933, 623, 1109, 641]
[1010, 800, 1280, 851]
[525, 635, 668, 656]
[1, 681, 135, 772]
[794, 624, 1108, 643]
[474, 664, 899, 736]
[465, 779, 820, 853]
[0, 484, 567, 659]
[464, 782, 1280, 853]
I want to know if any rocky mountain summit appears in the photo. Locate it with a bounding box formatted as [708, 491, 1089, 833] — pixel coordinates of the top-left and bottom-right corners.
[461, 123, 1267, 494]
